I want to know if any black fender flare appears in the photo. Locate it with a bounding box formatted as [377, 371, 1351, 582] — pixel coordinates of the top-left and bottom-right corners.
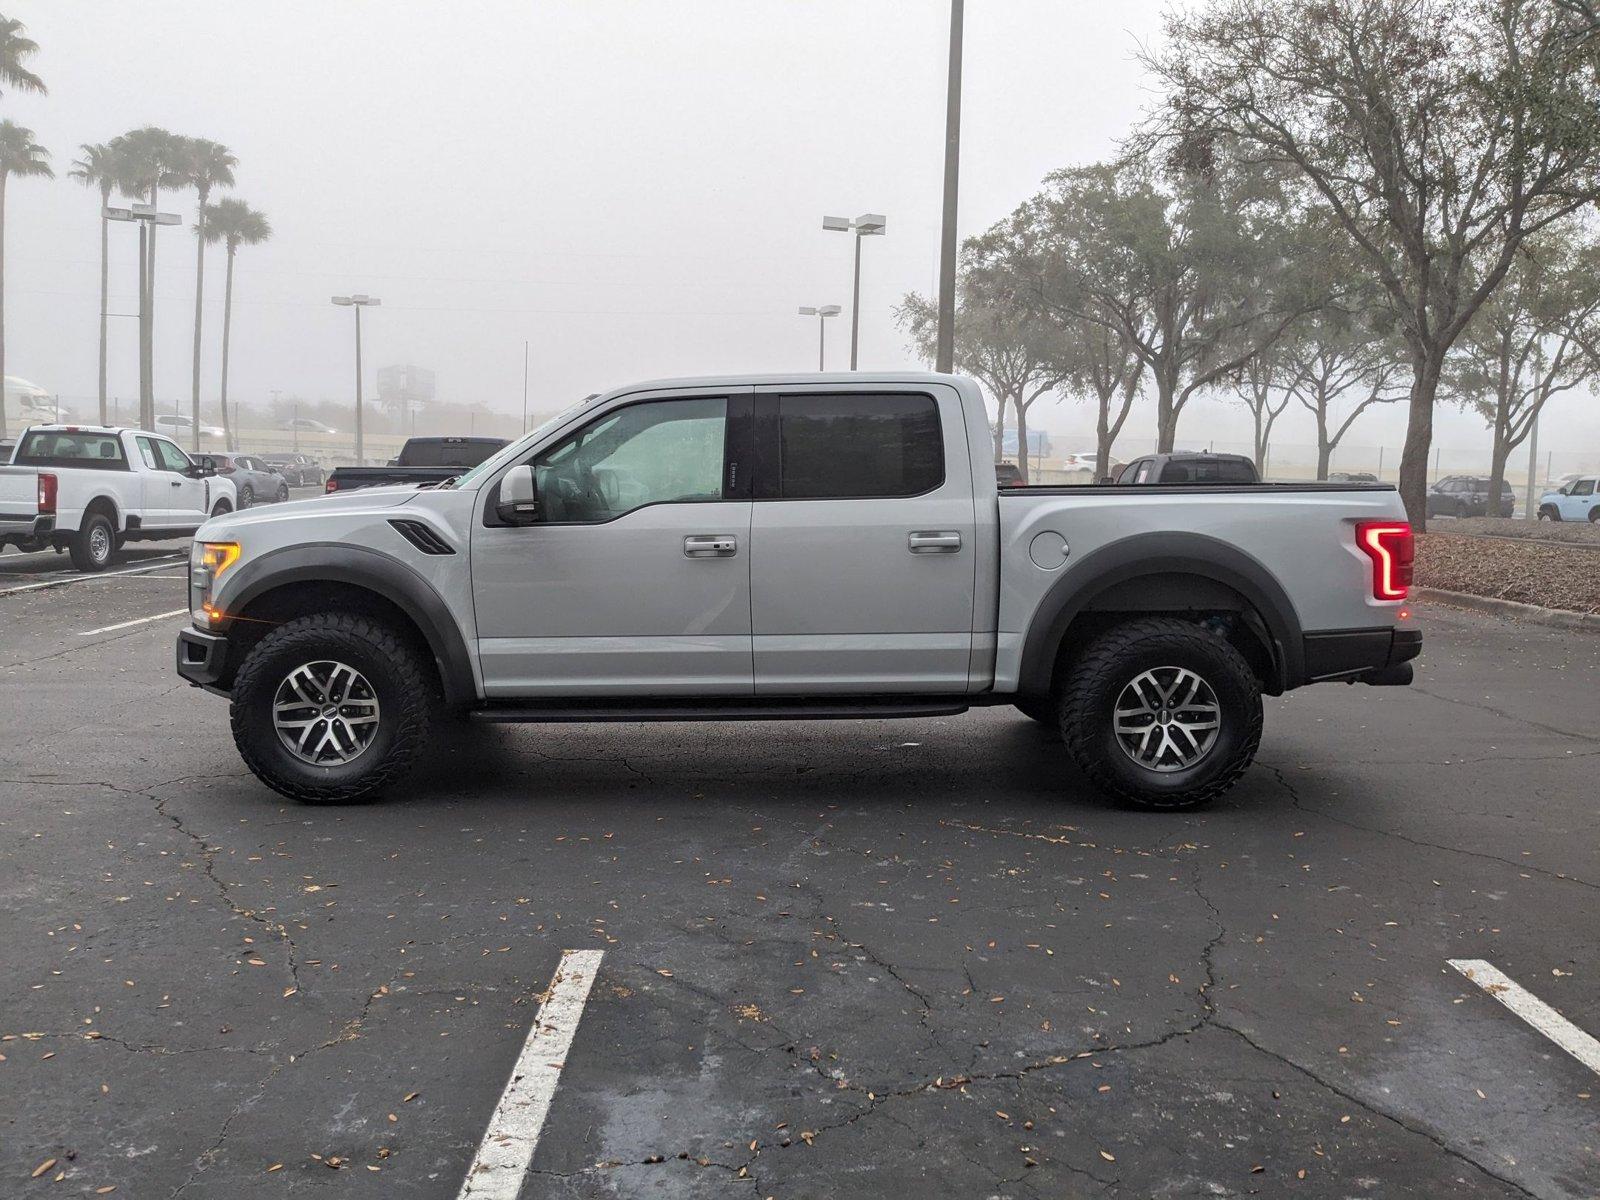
[221, 543, 475, 706]
[1017, 531, 1304, 696]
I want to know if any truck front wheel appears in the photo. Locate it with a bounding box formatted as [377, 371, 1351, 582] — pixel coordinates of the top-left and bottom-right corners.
[1059, 617, 1262, 810]
[69, 513, 119, 572]
[229, 613, 435, 804]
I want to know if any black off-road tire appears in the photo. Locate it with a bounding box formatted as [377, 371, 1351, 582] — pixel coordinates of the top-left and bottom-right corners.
[229, 612, 435, 804]
[69, 512, 118, 572]
[1058, 617, 1262, 811]
[210, 500, 233, 519]
[1539, 506, 1560, 522]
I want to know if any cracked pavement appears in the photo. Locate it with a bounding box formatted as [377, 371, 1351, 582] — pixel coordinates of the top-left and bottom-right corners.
[1, 545, 1597, 1197]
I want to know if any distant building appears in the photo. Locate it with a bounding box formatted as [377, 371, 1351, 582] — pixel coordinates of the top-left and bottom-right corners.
[376, 364, 436, 413]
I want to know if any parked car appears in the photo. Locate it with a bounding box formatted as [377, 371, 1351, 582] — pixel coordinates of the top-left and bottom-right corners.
[155, 413, 226, 440]
[324, 435, 509, 493]
[1425, 475, 1515, 518]
[995, 461, 1024, 488]
[1328, 471, 1378, 483]
[0, 437, 14, 463]
[1537, 475, 1599, 522]
[0, 425, 236, 569]
[195, 452, 291, 507]
[177, 372, 1419, 810]
[260, 452, 325, 487]
[279, 417, 337, 435]
[1116, 453, 1259, 484]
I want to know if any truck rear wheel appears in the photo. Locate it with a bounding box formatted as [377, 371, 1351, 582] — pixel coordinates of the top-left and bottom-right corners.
[1059, 617, 1262, 810]
[69, 513, 119, 572]
[229, 612, 434, 804]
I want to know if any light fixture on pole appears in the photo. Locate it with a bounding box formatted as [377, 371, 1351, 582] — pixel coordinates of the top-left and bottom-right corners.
[798, 305, 842, 371]
[106, 203, 181, 432]
[823, 213, 886, 370]
[331, 295, 381, 463]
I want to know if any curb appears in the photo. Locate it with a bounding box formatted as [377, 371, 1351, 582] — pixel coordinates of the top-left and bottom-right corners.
[1415, 587, 1600, 633]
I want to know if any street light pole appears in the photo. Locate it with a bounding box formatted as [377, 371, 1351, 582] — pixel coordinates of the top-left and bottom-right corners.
[332, 295, 381, 463]
[106, 203, 180, 432]
[936, 0, 964, 373]
[798, 305, 842, 370]
[823, 214, 886, 370]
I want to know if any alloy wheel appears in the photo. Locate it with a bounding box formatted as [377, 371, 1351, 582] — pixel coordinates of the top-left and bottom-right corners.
[272, 660, 381, 766]
[1113, 666, 1222, 773]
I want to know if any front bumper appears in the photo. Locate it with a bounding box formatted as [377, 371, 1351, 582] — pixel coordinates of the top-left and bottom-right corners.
[1302, 626, 1422, 686]
[176, 627, 230, 694]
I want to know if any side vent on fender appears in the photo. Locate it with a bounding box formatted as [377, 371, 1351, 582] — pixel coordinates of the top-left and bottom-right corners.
[389, 518, 456, 555]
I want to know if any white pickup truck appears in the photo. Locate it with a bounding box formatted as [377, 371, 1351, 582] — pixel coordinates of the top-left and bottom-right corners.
[0, 425, 238, 570]
[175, 373, 1421, 809]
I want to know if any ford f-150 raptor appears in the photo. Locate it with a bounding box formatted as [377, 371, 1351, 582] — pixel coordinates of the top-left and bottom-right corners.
[176, 373, 1420, 809]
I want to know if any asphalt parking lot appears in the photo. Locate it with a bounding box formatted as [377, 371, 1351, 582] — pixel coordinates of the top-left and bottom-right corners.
[2, 518, 1598, 1198]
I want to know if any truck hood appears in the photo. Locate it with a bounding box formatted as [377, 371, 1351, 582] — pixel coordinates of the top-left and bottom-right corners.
[198, 484, 423, 539]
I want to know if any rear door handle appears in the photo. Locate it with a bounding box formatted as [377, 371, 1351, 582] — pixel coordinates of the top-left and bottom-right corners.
[908, 530, 962, 553]
[684, 534, 737, 558]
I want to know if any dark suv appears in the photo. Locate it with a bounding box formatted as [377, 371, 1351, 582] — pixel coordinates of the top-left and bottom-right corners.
[1115, 452, 1259, 485]
[1425, 475, 1515, 518]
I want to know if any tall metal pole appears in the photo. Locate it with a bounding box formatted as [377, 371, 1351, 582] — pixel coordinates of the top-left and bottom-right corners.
[817, 314, 826, 371]
[1525, 410, 1540, 521]
[935, 0, 964, 373]
[849, 234, 863, 370]
[521, 339, 530, 432]
[354, 305, 365, 464]
[138, 222, 152, 430]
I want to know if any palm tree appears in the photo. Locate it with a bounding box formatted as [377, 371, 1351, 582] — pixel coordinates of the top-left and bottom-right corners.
[0, 16, 46, 97]
[68, 142, 129, 424]
[177, 138, 236, 451]
[111, 127, 183, 429]
[201, 198, 270, 450]
[0, 121, 52, 439]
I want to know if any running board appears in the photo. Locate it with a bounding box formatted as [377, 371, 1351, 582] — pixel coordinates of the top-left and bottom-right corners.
[470, 697, 971, 724]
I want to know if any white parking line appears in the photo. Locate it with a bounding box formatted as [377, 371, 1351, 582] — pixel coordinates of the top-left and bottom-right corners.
[79, 608, 189, 636]
[0, 556, 185, 597]
[1450, 959, 1600, 1075]
[458, 949, 604, 1199]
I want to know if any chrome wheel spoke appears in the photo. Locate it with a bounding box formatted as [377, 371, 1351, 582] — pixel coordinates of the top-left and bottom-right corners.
[1113, 666, 1221, 774]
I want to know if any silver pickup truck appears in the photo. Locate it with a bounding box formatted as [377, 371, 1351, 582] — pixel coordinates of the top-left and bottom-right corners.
[176, 373, 1420, 810]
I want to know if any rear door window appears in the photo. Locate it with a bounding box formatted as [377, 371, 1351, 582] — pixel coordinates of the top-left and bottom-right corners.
[770, 394, 942, 500]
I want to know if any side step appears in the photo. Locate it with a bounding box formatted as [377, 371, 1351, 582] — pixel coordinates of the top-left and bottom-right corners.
[469, 697, 971, 724]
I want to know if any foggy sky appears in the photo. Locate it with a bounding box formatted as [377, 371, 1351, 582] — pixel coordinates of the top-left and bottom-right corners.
[5, 0, 1597, 466]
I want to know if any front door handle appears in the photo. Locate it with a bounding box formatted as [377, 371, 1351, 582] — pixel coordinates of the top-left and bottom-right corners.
[908, 530, 962, 553]
[170, 479, 183, 488]
[684, 534, 737, 558]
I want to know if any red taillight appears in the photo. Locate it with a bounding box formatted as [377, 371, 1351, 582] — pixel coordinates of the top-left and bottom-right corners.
[1356, 521, 1413, 600]
[38, 472, 57, 515]
[325, 478, 338, 493]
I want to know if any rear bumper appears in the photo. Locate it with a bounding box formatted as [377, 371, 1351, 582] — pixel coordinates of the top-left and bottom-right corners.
[1302, 626, 1421, 686]
[176, 627, 230, 694]
[0, 513, 54, 542]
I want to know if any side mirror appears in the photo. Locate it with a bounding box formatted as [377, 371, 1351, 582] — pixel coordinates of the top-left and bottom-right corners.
[496, 465, 540, 525]
[192, 462, 216, 479]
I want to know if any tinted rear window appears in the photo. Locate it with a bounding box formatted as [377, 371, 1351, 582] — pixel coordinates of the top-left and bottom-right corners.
[16, 431, 127, 470]
[1160, 459, 1256, 483]
[399, 439, 505, 467]
[777, 394, 943, 499]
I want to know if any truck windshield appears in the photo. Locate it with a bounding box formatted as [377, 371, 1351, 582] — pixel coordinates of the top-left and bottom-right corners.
[15, 431, 127, 470]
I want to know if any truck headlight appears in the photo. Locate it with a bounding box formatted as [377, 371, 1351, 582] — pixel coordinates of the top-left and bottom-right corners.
[190, 541, 241, 627]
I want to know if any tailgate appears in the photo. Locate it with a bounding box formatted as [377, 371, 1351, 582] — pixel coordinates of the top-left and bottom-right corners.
[0, 466, 40, 517]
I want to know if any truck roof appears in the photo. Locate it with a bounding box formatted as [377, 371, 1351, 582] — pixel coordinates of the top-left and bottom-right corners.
[597, 370, 972, 393]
